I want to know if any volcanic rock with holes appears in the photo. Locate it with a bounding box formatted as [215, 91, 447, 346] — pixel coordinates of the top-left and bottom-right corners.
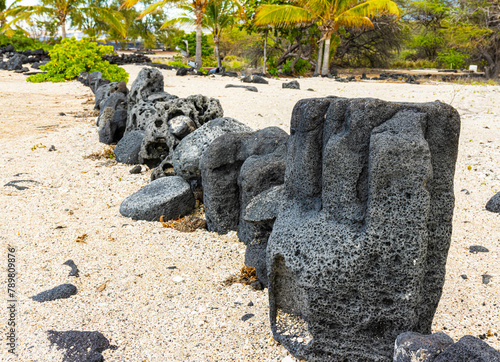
[266, 97, 460, 361]
[97, 92, 128, 145]
[173, 117, 252, 181]
[201, 128, 288, 284]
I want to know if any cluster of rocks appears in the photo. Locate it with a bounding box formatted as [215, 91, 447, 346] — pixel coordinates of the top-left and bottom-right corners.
[102, 53, 152, 65]
[79, 68, 498, 361]
[394, 332, 500, 361]
[0, 46, 49, 72]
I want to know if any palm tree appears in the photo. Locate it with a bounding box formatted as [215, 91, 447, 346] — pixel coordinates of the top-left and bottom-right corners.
[166, 0, 241, 67]
[7, 0, 126, 39]
[122, 0, 241, 69]
[255, 0, 400, 75]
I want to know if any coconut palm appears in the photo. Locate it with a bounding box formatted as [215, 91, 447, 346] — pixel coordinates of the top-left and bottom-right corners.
[255, 0, 400, 75]
[7, 0, 126, 38]
[122, 0, 241, 69]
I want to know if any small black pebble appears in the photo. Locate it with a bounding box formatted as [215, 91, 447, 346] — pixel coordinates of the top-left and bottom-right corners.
[479, 334, 486, 340]
[241, 313, 255, 322]
[482, 302, 486, 306]
[469, 245, 489, 253]
[59, 112, 66, 116]
[48, 145, 56, 152]
[167, 266, 177, 270]
[461, 274, 468, 279]
[247, 301, 254, 307]
[482, 274, 493, 285]
[129, 165, 142, 174]
[31, 284, 77, 302]
[63, 259, 79, 277]
[307, 88, 315, 91]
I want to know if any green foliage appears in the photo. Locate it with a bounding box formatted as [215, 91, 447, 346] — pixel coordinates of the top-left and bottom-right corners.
[391, 59, 438, 69]
[222, 55, 245, 71]
[0, 30, 52, 51]
[437, 49, 467, 69]
[202, 54, 218, 67]
[167, 60, 189, 68]
[284, 58, 311, 75]
[176, 31, 213, 57]
[27, 37, 128, 83]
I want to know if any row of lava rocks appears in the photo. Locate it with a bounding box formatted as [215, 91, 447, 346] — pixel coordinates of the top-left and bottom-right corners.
[80, 67, 288, 286]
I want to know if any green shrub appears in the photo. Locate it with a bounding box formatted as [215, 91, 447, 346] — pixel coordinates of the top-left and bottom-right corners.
[391, 59, 438, 69]
[167, 60, 189, 68]
[222, 55, 245, 71]
[202, 55, 218, 68]
[0, 30, 53, 51]
[176, 32, 212, 57]
[282, 58, 311, 76]
[437, 49, 467, 69]
[27, 37, 128, 83]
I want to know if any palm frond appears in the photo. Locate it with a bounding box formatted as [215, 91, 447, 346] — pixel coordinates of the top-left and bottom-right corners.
[341, 0, 400, 20]
[120, 0, 140, 10]
[138, 0, 170, 19]
[254, 4, 313, 27]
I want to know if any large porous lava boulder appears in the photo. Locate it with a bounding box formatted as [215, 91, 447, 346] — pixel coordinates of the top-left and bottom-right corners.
[434, 335, 500, 361]
[127, 67, 164, 113]
[135, 96, 224, 168]
[201, 127, 288, 233]
[119, 176, 195, 221]
[114, 130, 145, 164]
[97, 92, 128, 144]
[173, 117, 252, 181]
[266, 97, 460, 361]
[95, 81, 128, 110]
[394, 332, 454, 362]
[7, 53, 27, 70]
[486, 192, 500, 213]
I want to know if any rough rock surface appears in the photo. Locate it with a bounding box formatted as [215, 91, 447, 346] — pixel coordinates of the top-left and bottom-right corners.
[114, 130, 145, 164]
[174, 117, 252, 181]
[119, 176, 195, 221]
[394, 332, 454, 362]
[127, 67, 164, 114]
[225, 84, 258, 92]
[95, 81, 128, 110]
[242, 75, 269, 84]
[139, 117, 180, 168]
[485, 192, 500, 213]
[98, 108, 127, 144]
[434, 335, 500, 361]
[47, 330, 113, 362]
[201, 127, 288, 233]
[151, 157, 176, 181]
[266, 97, 460, 360]
[282, 80, 300, 89]
[31, 284, 78, 302]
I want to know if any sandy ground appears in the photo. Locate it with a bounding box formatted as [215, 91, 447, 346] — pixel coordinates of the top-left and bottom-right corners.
[0, 66, 499, 361]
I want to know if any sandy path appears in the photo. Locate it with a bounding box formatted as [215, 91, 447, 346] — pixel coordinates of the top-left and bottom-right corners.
[0, 66, 499, 361]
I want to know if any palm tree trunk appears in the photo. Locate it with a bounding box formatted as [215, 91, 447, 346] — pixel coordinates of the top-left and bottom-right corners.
[263, 29, 268, 74]
[195, 10, 203, 70]
[315, 37, 324, 76]
[61, 20, 67, 38]
[214, 37, 221, 68]
[321, 36, 331, 76]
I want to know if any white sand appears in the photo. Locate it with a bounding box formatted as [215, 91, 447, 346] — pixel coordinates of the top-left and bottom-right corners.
[0, 66, 499, 361]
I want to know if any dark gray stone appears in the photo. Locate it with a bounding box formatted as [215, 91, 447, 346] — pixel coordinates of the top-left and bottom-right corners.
[7, 53, 27, 70]
[91, 78, 110, 94]
[394, 332, 454, 362]
[244, 185, 284, 224]
[95, 81, 128, 110]
[98, 108, 127, 144]
[282, 80, 300, 89]
[469, 245, 489, 253]
[63, 260, 79, 277]
[150, 157, 176, 181]
[176, 67, 189, 76]
[47, 330, 113, 362]
[87, 72, 102, 91]
[242, 74, 268, 84]
[434, 335, 500, 362]
[126, 100, 158, 133]
[201, 127, 287, 233]
[139, 119, 179, 168]
[267, 97, 460, 361]
[482, 274, 492, 284]
[99, 92, 127, 117]
[114, 130, 145, 164]
[168, 115, 196, 138]
[31, 284, 78, 302]
[127, 67, 164, 114]
[119, 176, 195, 221]
[129, 165, 142, 174]
[486, 192, 500, 213]
[225, 84, 258, 92]
[173, 117, 252, 180]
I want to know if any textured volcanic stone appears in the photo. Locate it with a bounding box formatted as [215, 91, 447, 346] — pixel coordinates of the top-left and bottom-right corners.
[119, 176, 195, 221]
[7, 53, 27, 70]
[114, 130, 145, 164]
[282, 80, 300, 89]
[47, 330, 113, 362]
[225, 84, 258, 92]
[242, 75, 269, 84]
[201, 127, 287, 233]
[173, 117, 252, 180]
[127, 67, 164, 114]
[139, 117, 180, 168]
[31, 284, 78, 302]
[95, 81, 128, 110]
[434, 335, 500, 361]
[126, 99, 158, 133]
[150, 157, 176, 181]
[99, 92, 127, 117]
[486, 192, 500, 213]
[394, 332, 454, 362]
[267, 97, 460, 361]
[98, 108, 127, 144]
[168, 115, 197, 138]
